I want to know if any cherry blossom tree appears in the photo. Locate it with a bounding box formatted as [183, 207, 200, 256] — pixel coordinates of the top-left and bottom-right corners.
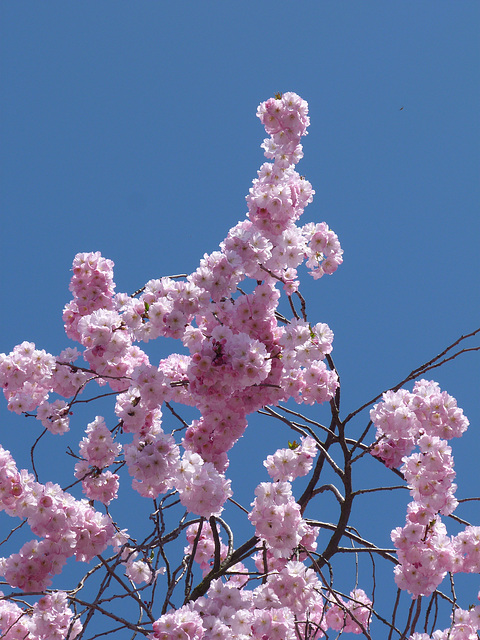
[0, 92, 478, 640]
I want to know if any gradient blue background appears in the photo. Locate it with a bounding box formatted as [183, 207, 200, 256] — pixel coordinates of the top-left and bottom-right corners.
[0, 2, 479, 637]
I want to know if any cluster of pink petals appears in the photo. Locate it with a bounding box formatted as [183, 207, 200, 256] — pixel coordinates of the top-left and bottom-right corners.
[124, 429, 180, 499]
[0, 445, 116, 590]
[297, 361, 339, 405]
[391, 509, 455, 598]
[393, 496, 480, 599]
[175, 451, 232, 518]
[187, 325, 272, 397]
[303, 221, 344, 279]
[412, 379, 469, 439]
[117, 277, 208, 341]
[120, 546, 165, 585]
[257, 92, 310, 165]
[0, 344, 92, 430]
[182, 409, 248, 472]
[63, 251, 116, 342]
[77, 415, 121, 467]
[190, 250, 243, 303]
[185, 521, 228, 574]
[277, 318, 338, 405]
[151, 563, 373, 640]
[36, 399, 70, 434]
[371, 388, 421, 468]
[0, 590, 82, 640]
[371, 381, 472, 598]
[325, 589, 372, 634]
[410, 603, 480, 639]
[184, 522, 248, 586]
[51, 347, 91, 397]
[253, 520, 320, 575]
[371, 380, 469, 469]
[116, 374, 173, 436]
[74, 464, 119, 505]
[77, 308, 148, 390]
[150, 605, 204, 640]
[246, 162, 314, 238]
[264, 435, 317, 481]
[451, 525, 480, 573]
[151, 577, 308, 640]
[279, 319, 333, 366]
[264, 560, 324, 617]
[248, 480, 307, 558]
[247, 94, 316, 238]
[0, 445, 24, 510]
[74, 416, 121, 504]
[221, 220, 273, 281]
[402, 434, 457, 516]
[0, 342, 56, 414]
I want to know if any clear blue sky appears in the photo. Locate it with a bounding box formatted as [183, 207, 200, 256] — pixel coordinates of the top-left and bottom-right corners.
[0, 2, 479, 636]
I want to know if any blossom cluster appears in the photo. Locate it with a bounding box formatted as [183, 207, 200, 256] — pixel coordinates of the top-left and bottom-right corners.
[371, 380, 471, 598]
[263, 435, 317, 481]
[409, 602, 480, 639]
[158, 439, 369, 638]
[124, 425, 180, 498]
[150, 562, 372, 640]
[393, 517, 480, 600]
[248, 480, 308, 558]
[0, 342, 56, 414]
[74, 416, 121, 504]
[63, 251, 116, 342]
[0, 445, 116, 591]
[0, 344, 90, 432]
[391, 509, 454, 598]
[184, 521, 248, 586]
[0, 590, 82, 640]
[175, 451, 232, 518]
[184, 521, 229, 575]
[325, 589, 372, 634]
[119, 545, 166, 585]
[371, 380, 468, 469]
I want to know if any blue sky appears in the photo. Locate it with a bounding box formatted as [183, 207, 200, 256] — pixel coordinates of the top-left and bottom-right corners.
[0, 2, 479, 636]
